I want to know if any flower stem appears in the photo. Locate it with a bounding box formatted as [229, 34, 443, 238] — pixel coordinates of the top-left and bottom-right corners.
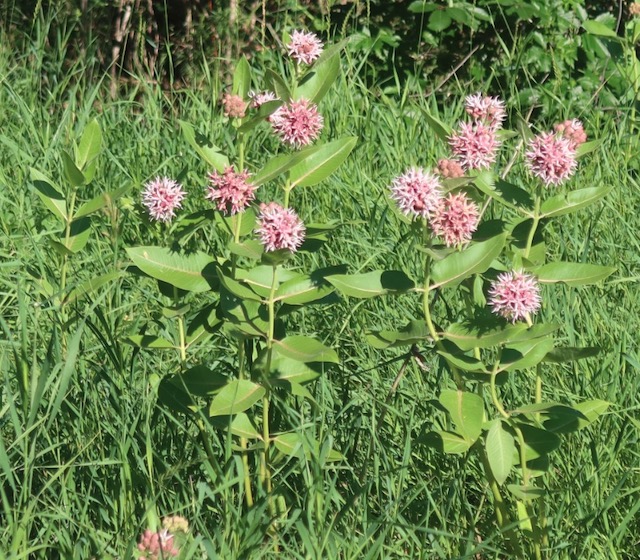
[237, 340, 254, 507]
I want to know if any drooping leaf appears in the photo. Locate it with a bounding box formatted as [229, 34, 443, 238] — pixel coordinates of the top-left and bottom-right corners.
[417, 107, 452, 141]
[64, 217, 92, 253]
[420, 430, 471, 454]
[294, 51, 341, 103]
[232, 56, 251, 98]
[430, 234, 507, 289]
[273, 335, 339, 363]
[179, 120, 229, 172]
[65, 271, 122, 304]
[30, 168, 67, 222]
[265, 69, 292, 101]
[540, 186, 612, 218]
[516, 423, 561, 461]
[253, 146, 321, 186]
[327, 270, 414, 298]
[543, 346, 601, 363]
[533, 262, 615, 286]
[76, 118, 102, 170]
[61, 149, 86, 187]
[209, 379, 265, 416]
[289, 137, 357, 188]
[499, 337, 556, 372]
[439, 389, 484, 444]
[485, 420, 516, 485]
[273, 432, 343, 461]
[126, 246, 217, 292]
[275, 273, 335, 305]
[583, 19, 618, 38]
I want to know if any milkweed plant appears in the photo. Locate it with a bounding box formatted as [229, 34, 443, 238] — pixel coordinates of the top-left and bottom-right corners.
[28, 28, 613, 558]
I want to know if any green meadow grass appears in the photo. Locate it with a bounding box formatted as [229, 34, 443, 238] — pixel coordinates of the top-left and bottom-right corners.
[0, 13, 639, 560]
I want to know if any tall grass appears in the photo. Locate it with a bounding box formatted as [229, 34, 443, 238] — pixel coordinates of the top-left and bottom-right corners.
[0, 5, 639, 559]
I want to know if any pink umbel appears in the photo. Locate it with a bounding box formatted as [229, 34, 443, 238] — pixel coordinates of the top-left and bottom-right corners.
[554, 119, 587, 149]
[465, 93, 507, 129]
[206, 167, 257, 215]
[270, 98, 324, 147]
[390, 167, 443, 219]
[137, 528, 179, 560]
[142, 177, 186, 223]
[256, 202, 306, 252]
[287, 30, 324, 65]
[222, 93, 247, 119]
[489, 271, 542, 323]
[249, 90, 278, 109]
[525, 132, 577, 186]
[431, 192, 480, 246]
[449, 122, 501, 170]
[436, 158, 465, 179]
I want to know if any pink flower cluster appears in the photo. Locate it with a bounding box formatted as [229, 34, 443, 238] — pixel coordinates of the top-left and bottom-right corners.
[287, 30, 323, 65]
[437, 158, 465, 179]
[256, 202, 306, 252]
[489, 271, 541, 322]
[137, 528, 179, 560]
[142, 177, 186, 223]
[270, 98, 324, 147]
[206, 167, 257, 215]
[222, 93, 247, 119]
[525, 132, 577, 187]
[465, 93, 506, 130]
[390, 168, 480, 247]
[554, 119, 587, 149]
[249, 90, 278, 109]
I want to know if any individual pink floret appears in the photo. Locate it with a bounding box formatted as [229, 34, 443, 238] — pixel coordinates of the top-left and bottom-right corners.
[270, 98, 324, 147]
[465, 93, 507, 129]
[142, 177, 186, 223]
[222, 93, 247, 118]
[390, 167, 443, 219]
[137, 528, 179, 560]
[436, 158, 465, 179]
[287, 30, 323, 65]
[256, 202, 306, 252]
[554, 119, 587, 149]
[430, 192, 480, 247]
[525, 132, 577, 186]
[489, 271, 542, 323]
[206, 167, 257, 215]
[449, 122, 501, 170]
[249, 90, 278, 109]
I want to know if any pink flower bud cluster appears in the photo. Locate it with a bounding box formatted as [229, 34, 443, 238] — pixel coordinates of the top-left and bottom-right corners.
[222, 93, 247, 119]
[137, 528, 179, 560]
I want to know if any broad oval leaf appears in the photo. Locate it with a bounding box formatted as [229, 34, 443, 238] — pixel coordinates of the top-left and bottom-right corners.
[583, 19, 618, 38]
[62, 149, 86, 187]
[230, 413, 261, 439]
[366, 320, 430, 349]
[126, 246, 217, 292]
[439, 389, 484, 444]
[124, 335, 174, 348]
[253, 146, 321, 186]
[30, 167, 67, 222]
[179, 120, 229, 172]
[533, 262, 615, 286]
[75, 184, 131, 218]
[294, 51, 340, 103]
[516, 423, 561, 461]
[499, 338, 556, 372]
[430, 234, 507, 289]
[232, 56, 251, 98]
[417, 107, 452, 141]
[275, 274, 334, 305]
[485, 420, 516, 486]
[64, 217, 92, 253]
[420, 430, 471, 454]
[209, 380, 265, 416]
[273, 335, 339, 363]
[507, 484, 545, 502]
[289, 137, 357, 188]
[540, 186, 611, 218]
[327, 270, 414, 299]
[543, 346, 601, 363]
[76, 118, 102, 170]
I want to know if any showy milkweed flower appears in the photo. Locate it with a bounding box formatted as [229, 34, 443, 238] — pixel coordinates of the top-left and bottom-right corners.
[142, 177, 186, 223]
[222, 93, 247, 119]
[465, 93, 506, 129]
[430, 192, 480, 247]
[554, 119, 587, 149]
[206, 167, 257, 215]
[449, 122, 500, 170]
[249, 90, 278, 109]
[137, 528, 179, 560]
[390, 167, 442, 219]
[287, 30, 323, 65]
[525, 132, 577, 186]
[436, 158, 465, 179]
[256, 202, 306, 252]
[489, 271, 542, 323]
[270, 98, 323, 147]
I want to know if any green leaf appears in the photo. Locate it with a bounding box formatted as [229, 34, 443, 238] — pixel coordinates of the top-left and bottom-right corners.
[64, 217, 92, 253]
[430, 234, 507, 289]
[576, 138, 602, 158]
[428, 10, 452, 32]
[500, 338, 556, 372]
[30, 167, 67, 222]
[65, 271, 122, 304]
[507, 484, 545, 502]
[275, 273, 335, 305]
[230, 413, 261, 439]
[232, 56, 251, 98]
[219, 290, 268, 338]
[533, 262, 615, 286]
[543, 346, 601, 363]
[540, 186, 612, 218]
[253, 146, 319, 186]
[228, 239, 264, 260]
[267, 353, 325, 384]
[444, 322, 557, 351]
[273, 432, 343, 461]
[217, 271, 263, 301]
[366, 320, 430, 349]
[75, 184, 131, 218]
[408, 1, 436, 14]
[294, 51, 340, 104]
[474, 171, 533, 211]
[209, 380, 265, 416]
[273, 335, 339, 364]
[439, 389, 484, 444]
[517, 424, 561, 461]
[236, 100, 281, 134]
[172, 364, 228, 396]
[438, 348, 487, 372]
[327, 270, 414, 299]
[126, 246, 217, 292]
[76, 118, 102, 170]
[61, 149, 86, 187]
[265, 69, 291, 101]
[417, 107, 452, 141]
[179, 120, 229, 172]
[289, 137, 357, 188]
[420, 430, 471, 454]
[486, 420, 516, 485]
[124, 335, 174, 348]
[573, 399, 610, 429]
[583, 19, 618, 38]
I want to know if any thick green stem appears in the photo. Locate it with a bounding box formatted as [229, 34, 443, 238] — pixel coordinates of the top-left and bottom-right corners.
[524, 190, 542, 261]
[237, 341, 254, 507]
